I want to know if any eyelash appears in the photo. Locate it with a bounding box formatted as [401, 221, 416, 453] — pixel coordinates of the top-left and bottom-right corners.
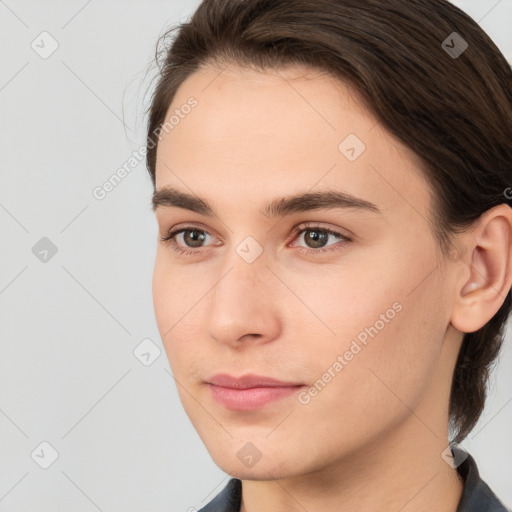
[159, 223, 352, 257]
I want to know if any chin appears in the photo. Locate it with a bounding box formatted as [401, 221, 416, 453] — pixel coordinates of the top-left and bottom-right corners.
[215, 456, 296, 481]
[202, 437, 303, 481]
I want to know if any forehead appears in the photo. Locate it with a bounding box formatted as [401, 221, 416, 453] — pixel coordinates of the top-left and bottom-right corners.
[159, 64, 376, 161]
[154, 64, 432, 222]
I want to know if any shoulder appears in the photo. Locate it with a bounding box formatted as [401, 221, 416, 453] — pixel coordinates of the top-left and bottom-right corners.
[454, 446, 511, 512]
[197, 478, 242, 512]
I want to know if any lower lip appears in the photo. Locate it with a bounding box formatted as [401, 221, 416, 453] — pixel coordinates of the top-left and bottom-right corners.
[208, 384, 304, 411]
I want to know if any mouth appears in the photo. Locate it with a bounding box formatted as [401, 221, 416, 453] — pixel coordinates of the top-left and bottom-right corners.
[205, 373, 306, 411]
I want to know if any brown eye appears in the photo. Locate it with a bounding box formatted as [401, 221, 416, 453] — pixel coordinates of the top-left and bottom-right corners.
[181, 229, 207, 248]
[290, 224, 352, 255]
[160, 226, 213, 252]
[303, 229, 330, 249]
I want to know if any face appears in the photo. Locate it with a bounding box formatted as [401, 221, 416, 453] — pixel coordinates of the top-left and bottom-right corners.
[152, 64, 459, 480]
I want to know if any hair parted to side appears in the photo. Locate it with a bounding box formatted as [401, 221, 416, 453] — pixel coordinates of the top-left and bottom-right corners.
[145, 0, 512, 444]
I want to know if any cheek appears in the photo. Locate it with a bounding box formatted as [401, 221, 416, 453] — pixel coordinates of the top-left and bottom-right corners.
[152, 255, 218, 382]
[289, 287, 447, 457]
[291, 246, 446, 406]
[152, 252, 201, 330]
[152, 259, 175, 338]
[152, 257, 190, 363]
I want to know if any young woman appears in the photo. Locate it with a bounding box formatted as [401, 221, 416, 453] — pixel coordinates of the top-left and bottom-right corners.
[146, 1, 512, 510]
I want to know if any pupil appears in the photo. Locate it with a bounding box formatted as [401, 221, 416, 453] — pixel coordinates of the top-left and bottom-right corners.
[185, 230, 205, 247]
[306, 229, 327, 248]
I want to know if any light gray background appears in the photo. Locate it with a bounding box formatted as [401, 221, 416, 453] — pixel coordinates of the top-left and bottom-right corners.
[1, 1, 511, 511]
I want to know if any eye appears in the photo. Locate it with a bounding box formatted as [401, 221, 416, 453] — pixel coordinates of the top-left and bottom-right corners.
[160, 223, 352, 257]
[160, 225, 217, 256]
[289, 224, 351, 254]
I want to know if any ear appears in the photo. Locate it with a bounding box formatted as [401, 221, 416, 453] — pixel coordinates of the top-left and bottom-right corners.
[450, 204, 512, 334]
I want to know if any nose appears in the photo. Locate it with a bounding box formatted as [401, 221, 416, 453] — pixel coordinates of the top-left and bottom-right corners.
[206, 252, 282, 348]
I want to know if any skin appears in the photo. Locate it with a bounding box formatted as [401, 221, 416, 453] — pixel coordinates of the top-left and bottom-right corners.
[151, 63, 512, 512]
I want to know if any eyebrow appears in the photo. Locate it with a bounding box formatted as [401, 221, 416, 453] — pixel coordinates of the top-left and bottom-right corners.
[152, 187, 381, 217]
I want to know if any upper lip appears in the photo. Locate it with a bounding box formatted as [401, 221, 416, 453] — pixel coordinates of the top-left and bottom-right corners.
[206, 373, 303, 389]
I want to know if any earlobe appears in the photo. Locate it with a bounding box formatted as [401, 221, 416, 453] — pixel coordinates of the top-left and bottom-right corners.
[450, 204, 512, 334]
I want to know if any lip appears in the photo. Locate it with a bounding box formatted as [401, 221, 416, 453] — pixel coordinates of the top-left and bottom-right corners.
[206, 373, 305, 411]
[206, 373, 302, 389]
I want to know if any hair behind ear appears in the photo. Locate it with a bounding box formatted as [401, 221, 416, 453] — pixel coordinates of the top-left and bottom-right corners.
[450, 298, 511, 443]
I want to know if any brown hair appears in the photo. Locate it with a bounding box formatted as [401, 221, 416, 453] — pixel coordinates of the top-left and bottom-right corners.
[145, 0, 512, 444]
